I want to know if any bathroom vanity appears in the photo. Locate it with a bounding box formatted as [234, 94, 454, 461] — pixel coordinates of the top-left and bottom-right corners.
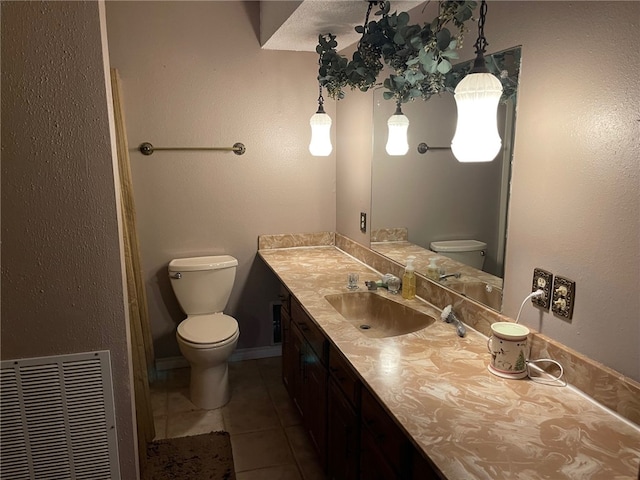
[258, 233, 640, 479]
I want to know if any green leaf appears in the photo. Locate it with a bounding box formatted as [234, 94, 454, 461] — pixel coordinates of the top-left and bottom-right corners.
[409, 35, 423, 50]
[437, 59, 452, 73]
[436, 29, 451, 51]
[442, 50, 459, 60]
[392, 75, 406, 87]
[383, 91, 394, 100]
[397, 11, 410, 27]
[355, 25, 365, 34]
[405, 70, 425, 84]
[394, 32, 405, 45]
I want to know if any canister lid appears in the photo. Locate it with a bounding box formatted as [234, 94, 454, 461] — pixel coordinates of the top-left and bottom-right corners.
[491, 322, 529, 340]
[169, 255, 237, 272]
[177, 314, 238, 344]
[429, 240, 487, 253]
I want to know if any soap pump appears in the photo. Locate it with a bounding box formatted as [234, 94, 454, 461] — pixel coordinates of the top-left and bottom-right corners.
[402, 256, 417, 300]
[426, 257, 439, 281]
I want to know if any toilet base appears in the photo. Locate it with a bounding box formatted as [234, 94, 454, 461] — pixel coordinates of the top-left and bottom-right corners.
[189, 362, 231, 410]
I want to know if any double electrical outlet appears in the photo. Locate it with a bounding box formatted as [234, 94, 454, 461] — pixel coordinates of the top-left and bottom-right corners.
[531, 268, 576, 319]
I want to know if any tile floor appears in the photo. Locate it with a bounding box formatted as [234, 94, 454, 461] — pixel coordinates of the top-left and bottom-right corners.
[150, 356, 326, 479]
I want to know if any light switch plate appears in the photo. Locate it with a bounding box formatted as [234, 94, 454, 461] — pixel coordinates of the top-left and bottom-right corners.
[551, 276, 576, 319]
[532, 268, 553, 310]
[360, 212, 367, 233]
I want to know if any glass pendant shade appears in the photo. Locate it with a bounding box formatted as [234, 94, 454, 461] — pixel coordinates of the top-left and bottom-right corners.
[386, 112, 410, 156]
[309, 112, 332, 156]
[451, 72, 503, 162]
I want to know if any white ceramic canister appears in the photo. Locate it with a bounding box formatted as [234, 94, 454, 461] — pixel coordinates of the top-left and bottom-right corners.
[487, 322, 530, 379]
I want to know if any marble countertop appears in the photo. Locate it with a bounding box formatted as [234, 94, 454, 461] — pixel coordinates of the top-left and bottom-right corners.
[258, 245, 640, 480]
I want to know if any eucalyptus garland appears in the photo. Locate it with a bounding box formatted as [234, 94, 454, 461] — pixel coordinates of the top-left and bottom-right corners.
[316, 1, 478, 103]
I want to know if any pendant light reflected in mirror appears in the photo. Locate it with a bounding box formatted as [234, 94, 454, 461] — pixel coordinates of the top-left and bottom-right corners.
[451, 0, 503, 163]
[309, 84, 332, 156]
[386, 101, 410, 156]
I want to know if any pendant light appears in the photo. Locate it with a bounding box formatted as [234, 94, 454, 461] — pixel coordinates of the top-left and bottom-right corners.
[451, 0, 503, 163]
[309, 84, 332, 156]
[386, 101, 410, 156]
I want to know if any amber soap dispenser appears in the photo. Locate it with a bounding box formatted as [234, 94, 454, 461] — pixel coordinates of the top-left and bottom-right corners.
[402, 255, 417, 300]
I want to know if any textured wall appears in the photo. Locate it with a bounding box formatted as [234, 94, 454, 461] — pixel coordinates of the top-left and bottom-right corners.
[1, 1, 137, 476]
[485, 1, 639, 381]
[105, 1, 336, 358]
[338, 1, 640, 381]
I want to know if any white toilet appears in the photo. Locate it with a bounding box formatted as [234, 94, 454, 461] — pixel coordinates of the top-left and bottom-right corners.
[429, 239, 487, 270]
[168, 255, 240, 410]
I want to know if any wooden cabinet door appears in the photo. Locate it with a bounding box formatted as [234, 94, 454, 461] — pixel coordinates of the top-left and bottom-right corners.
[328, 378, 359, 480]
[359, 424, 399, 480]
[291, 322, 305, 417]
[303, 345, 328, 469]
[360, 388, 408, 478]
[281, 305, 295, 398]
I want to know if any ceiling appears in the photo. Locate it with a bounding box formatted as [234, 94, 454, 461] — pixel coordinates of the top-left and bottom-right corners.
[260, 0, 426, 52]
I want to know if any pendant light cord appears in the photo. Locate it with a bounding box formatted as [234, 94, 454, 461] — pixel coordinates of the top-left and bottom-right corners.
[474, 0, 489, 55]
[316, 83, 326, 114]
[470, 0, 490, 74]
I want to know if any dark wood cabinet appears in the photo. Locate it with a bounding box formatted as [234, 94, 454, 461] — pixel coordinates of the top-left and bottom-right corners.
[279, 283, 439, 480]
[327, 344, 361, 480]
[280, 286, 295, 399]
[303, 347, 327, 465]
[328, 378, 360, 480]
[360, 387, 408, 478]
[283, 296, 328, 470]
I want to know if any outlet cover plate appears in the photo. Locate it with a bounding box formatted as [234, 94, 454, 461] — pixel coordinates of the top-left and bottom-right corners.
[552, 276, 576, 319]
[532, 268, 553, 309]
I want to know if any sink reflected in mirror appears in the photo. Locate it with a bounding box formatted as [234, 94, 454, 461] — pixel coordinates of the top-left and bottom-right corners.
[442, 281, 503, 311]
[325, 292, 435, 338]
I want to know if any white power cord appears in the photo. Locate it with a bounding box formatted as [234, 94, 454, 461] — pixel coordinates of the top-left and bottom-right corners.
[513, 289, 566, 386]
[515, 289, 544, 324]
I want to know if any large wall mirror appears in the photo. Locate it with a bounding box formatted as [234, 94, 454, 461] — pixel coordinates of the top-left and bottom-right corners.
[371, 46, 522, 312]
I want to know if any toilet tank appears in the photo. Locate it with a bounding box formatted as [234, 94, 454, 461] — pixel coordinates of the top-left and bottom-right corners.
[429, 240, 487, 270]
[168, 255, 238, 315]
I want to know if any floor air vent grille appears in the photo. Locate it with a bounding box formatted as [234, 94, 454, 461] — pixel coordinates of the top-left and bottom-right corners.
[1, 351, 120, 479]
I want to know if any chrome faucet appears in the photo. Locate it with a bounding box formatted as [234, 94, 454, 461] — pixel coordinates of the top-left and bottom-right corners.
[365, 274, 401, 292]
[365, 280, 379, 290]
[439, 272, 461, 281]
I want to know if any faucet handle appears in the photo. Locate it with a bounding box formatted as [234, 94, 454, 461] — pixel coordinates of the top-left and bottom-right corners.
[364, 281, 378, 291]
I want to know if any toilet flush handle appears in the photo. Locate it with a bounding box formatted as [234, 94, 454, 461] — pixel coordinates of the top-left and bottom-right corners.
[171, 272, 182, 279]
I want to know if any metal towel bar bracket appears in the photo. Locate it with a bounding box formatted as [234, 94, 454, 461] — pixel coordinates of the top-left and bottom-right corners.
[417, 142, 451, 154]
[139, 142, 246, 156]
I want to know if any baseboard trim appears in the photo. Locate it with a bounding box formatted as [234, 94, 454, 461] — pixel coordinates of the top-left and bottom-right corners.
[155, 345, 282, 371]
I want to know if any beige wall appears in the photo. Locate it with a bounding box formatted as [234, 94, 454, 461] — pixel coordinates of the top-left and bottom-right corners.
[105, 1, 336, 358]
[338, 1, 640, 381]
[1, 1, 138, 476]
[336, 91, 374, 245]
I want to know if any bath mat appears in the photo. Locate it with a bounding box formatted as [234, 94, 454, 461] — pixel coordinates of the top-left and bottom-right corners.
[143, 431, 235, 480]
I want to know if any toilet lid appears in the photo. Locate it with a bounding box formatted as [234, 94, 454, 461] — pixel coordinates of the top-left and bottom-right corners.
[177, 314, 238, 345]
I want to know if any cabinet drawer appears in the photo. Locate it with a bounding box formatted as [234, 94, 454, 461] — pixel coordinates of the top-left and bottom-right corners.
[329, 344, 360, 409]
[291, 298, 327, 365]
[360, 388, 406, 476]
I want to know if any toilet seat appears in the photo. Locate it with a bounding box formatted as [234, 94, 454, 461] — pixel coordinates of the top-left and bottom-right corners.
[177, 313, 239, 346]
